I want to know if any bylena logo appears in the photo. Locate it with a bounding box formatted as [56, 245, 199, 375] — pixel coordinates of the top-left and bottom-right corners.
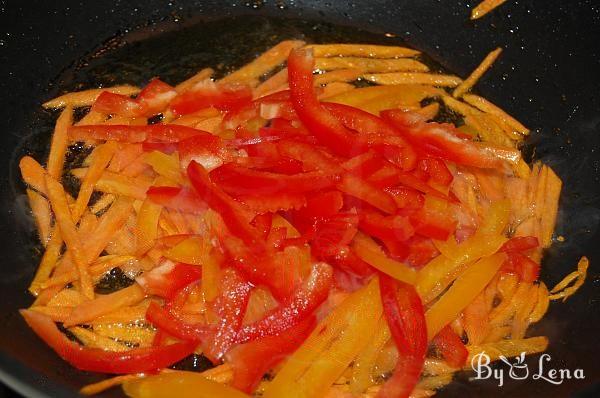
[471, 351, 585, 387]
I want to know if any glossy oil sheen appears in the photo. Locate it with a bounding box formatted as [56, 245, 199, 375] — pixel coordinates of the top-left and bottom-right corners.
[0, 2, 599, 397]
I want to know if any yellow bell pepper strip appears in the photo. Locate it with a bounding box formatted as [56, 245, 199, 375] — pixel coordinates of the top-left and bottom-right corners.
[416, 200, 510, 303]
[123, 371, 250, 398]
[143, 151, 184, 185]
[425, 252, 505, 340]
[262, 277, 382, 398]
[352, 233, 417, 285]
[350, 316, 391, 394]
[164, 236, 211, 265]
[324, 84, 443, 111]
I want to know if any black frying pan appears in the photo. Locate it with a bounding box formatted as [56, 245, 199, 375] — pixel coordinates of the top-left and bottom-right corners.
[0, 1, 599, 397]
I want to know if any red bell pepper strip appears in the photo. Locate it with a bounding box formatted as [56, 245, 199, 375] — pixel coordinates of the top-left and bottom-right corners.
[500, 236, 539, 253]
[290, 190, 344, 229]
[93, 80, 176, 117]
[342, 151, 386, 177]
[367, 161, 450, 201]
[382, 109, 513, 169]
[431, 325, 468, 368]
[501, 251, 540, 283]
[409, 206, 457, 241]
[287, 49, 370, 157]
[359, 210, 415, 242]
[141, 142, 178, 154]
[378, 274, 427, 398]
[416, 158, 453, 186]
[234, 156, 297, 173]
[146, 301, 209, 342]
[266, 227, 288, 249]
[187, 161, 261, 247]
[325, 245, 374, 277]
[258, 100, 297, 121]
[374, 142, 418, 172]
[203, 268, 252, 363]
[251, 213, 273, 240]
[405, 236, 440, 268]
[21, 309, 196, 374]
[136, 262, 202, 300]
[379, 236, 410, 261]
[178, 133, 229, 171]
[136, 78, 177, 115]
[277, 139, 342, 174]
[204, 197, 296, 301]
[145, 125, 210, 143]
[310, 213, 359, 259]
[235, 192, 307, 214]
[264, 118, 310, 138]
[223, 90, 295, 130]
[384, 187, 425, 210]
[304, 190, 345, 218]
[209, 163, 337, 196]
[322, 102, 417, 170]
[236, 262, 333, 343]
[322, 102, 398, 137]
[265, 157, 305, 175]
[68, 124, 208, 143]
[146, 186, 207, 214]
[227, 315, 316, 393]
[368, 164, 404, 188]
[217, 234, 296, 300]
[170, 83, 253, 115]
[92, 91, 144, 117]
[238, 139, 280, 158]
[337, 174, 397, 214]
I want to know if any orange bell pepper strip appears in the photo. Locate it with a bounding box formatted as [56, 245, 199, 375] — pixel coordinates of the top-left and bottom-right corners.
[425, 252, 505, 340]
[123, 371, 250, 398]
[262, 277, 382, 398]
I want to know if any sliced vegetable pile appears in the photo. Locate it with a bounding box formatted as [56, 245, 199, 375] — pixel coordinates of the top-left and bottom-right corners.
[21, 41, 588, 398]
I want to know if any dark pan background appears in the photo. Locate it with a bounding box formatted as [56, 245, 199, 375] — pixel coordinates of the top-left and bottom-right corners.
[0, 1, 599, 397]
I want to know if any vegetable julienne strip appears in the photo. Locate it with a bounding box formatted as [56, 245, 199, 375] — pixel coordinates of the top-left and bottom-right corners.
[220, 40, 305, 85]
[72, 141, 119, 222]
[315, 57, 429, 73]
[462, 93, 529, 135]
[471, 0, 508, 20]
[307, 43, 420, 58]
[363, 72, 463, 87]
[453, 47, 503, 98]
[43, 85, 140, 109]
[47, 106, 74, 179]
[175, 68, 214, 93]
[44, 174, 95, 300]
[26, 188, 52, 246]
[19, 41, 585, 398]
